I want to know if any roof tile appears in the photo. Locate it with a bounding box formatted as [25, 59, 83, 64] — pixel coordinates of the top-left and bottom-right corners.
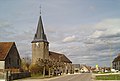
[0, 42, 14, 60]
[49, 51, 72, 63]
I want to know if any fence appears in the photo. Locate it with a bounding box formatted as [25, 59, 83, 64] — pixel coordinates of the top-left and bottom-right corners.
[0, 71, 31, 81]
[12, 72, 31, 80]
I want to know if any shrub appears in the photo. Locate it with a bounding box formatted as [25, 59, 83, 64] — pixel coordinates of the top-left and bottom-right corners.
[29, 64, 43, 74]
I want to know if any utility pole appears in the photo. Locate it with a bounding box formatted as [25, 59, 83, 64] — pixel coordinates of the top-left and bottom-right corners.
[103, 40, 113, 73]
[109, 42, 113, 73]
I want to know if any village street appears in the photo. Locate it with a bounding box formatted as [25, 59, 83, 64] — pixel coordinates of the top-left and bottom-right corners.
[15, 73, 92, 81]
[48, 73, 92, 81]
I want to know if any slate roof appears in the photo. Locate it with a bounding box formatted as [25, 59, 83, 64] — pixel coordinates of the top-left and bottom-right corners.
[49, 51, 72, 63]
[0, 42, 14, 61]
[113, 54, 120, 62]
[32, 16, 48, 43]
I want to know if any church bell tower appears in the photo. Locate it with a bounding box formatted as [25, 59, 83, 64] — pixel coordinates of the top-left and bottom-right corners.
[31, 15, 49, 64]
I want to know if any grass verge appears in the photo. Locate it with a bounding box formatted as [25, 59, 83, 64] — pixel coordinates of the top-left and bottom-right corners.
[96, 74, 120, 80]
[29, 74, 50, 79]
[25, 74, 61, 79]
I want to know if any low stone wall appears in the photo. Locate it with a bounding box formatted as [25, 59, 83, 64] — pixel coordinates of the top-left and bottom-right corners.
[11, 72, 31, 80]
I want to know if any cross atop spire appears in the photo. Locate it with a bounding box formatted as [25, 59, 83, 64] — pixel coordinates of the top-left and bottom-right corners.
[40, 5, 41, 15]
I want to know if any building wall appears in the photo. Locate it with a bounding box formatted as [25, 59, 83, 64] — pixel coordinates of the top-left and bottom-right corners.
[113, 61, 120, 71]
[5, 43, 21, 69]
[44, 43, 49, 59]
[32, 42, 49, 64]
[67, 63, 72, 73]
[73, 64, 80, 73]
[0, 61, 5, 69]
[62, 63, 72, 74]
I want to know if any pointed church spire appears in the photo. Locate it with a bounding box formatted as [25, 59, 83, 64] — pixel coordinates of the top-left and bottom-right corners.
[32, 9, 48, 43]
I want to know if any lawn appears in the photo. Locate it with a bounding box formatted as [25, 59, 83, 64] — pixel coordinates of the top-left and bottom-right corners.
[96, 74, 120, 80]
[28, 74, 54, 79]
[29, 74, 46, 79]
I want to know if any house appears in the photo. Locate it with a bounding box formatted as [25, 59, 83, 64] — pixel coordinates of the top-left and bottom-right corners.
[112, 54, 120, 71]
[80, 65, 91, 73]
[49, 51, 72, 74]
[73, 64, 80, 73]
[91, 67, 111, 73]
[0, 42, 21, 72]
[102, 67, 111, 73]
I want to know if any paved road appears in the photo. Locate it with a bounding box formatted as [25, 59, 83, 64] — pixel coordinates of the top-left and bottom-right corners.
[48, 73, 92, 81]
[14, 73, 92, 81]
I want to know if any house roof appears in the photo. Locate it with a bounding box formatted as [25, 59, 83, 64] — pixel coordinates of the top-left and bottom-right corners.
[49, 51, 72, 63]
[0, 42, 14, 60]
[113, 54, 120, 62]
[32, 16, 48, 43]
[81, 65, 91, 71]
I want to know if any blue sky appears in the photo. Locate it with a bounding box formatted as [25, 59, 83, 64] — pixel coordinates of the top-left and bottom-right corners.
[0, 0, 120, 67]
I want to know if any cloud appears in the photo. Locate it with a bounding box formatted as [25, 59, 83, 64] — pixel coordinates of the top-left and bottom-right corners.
[1, 0, 120, 67]
[89, 19, 120, 39]
[49, 18, 120, 65]
[0, 21, 11, 28]
[95, 19, 120, 30]
[89, 18, 120, 39]
[62, 35, 76, 43]
[1, 17, 120, 67]
[82, 18, 120, 66]
[90, 30, 104, 39]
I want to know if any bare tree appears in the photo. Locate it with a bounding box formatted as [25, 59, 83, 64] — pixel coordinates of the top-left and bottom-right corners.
[21, 57, 31, 72]
[36, 59, 51, 77]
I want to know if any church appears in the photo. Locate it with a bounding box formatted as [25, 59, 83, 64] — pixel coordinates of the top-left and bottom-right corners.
[31, 15, 49, 63]
[31, 14, 73, 74]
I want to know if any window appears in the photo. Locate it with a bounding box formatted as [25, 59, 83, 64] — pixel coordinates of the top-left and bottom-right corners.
[17, 59, 19, 65]
[36, 43, 40, 47]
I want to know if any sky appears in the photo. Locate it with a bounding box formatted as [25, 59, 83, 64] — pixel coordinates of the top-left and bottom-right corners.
[0, 0, 120, 67]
